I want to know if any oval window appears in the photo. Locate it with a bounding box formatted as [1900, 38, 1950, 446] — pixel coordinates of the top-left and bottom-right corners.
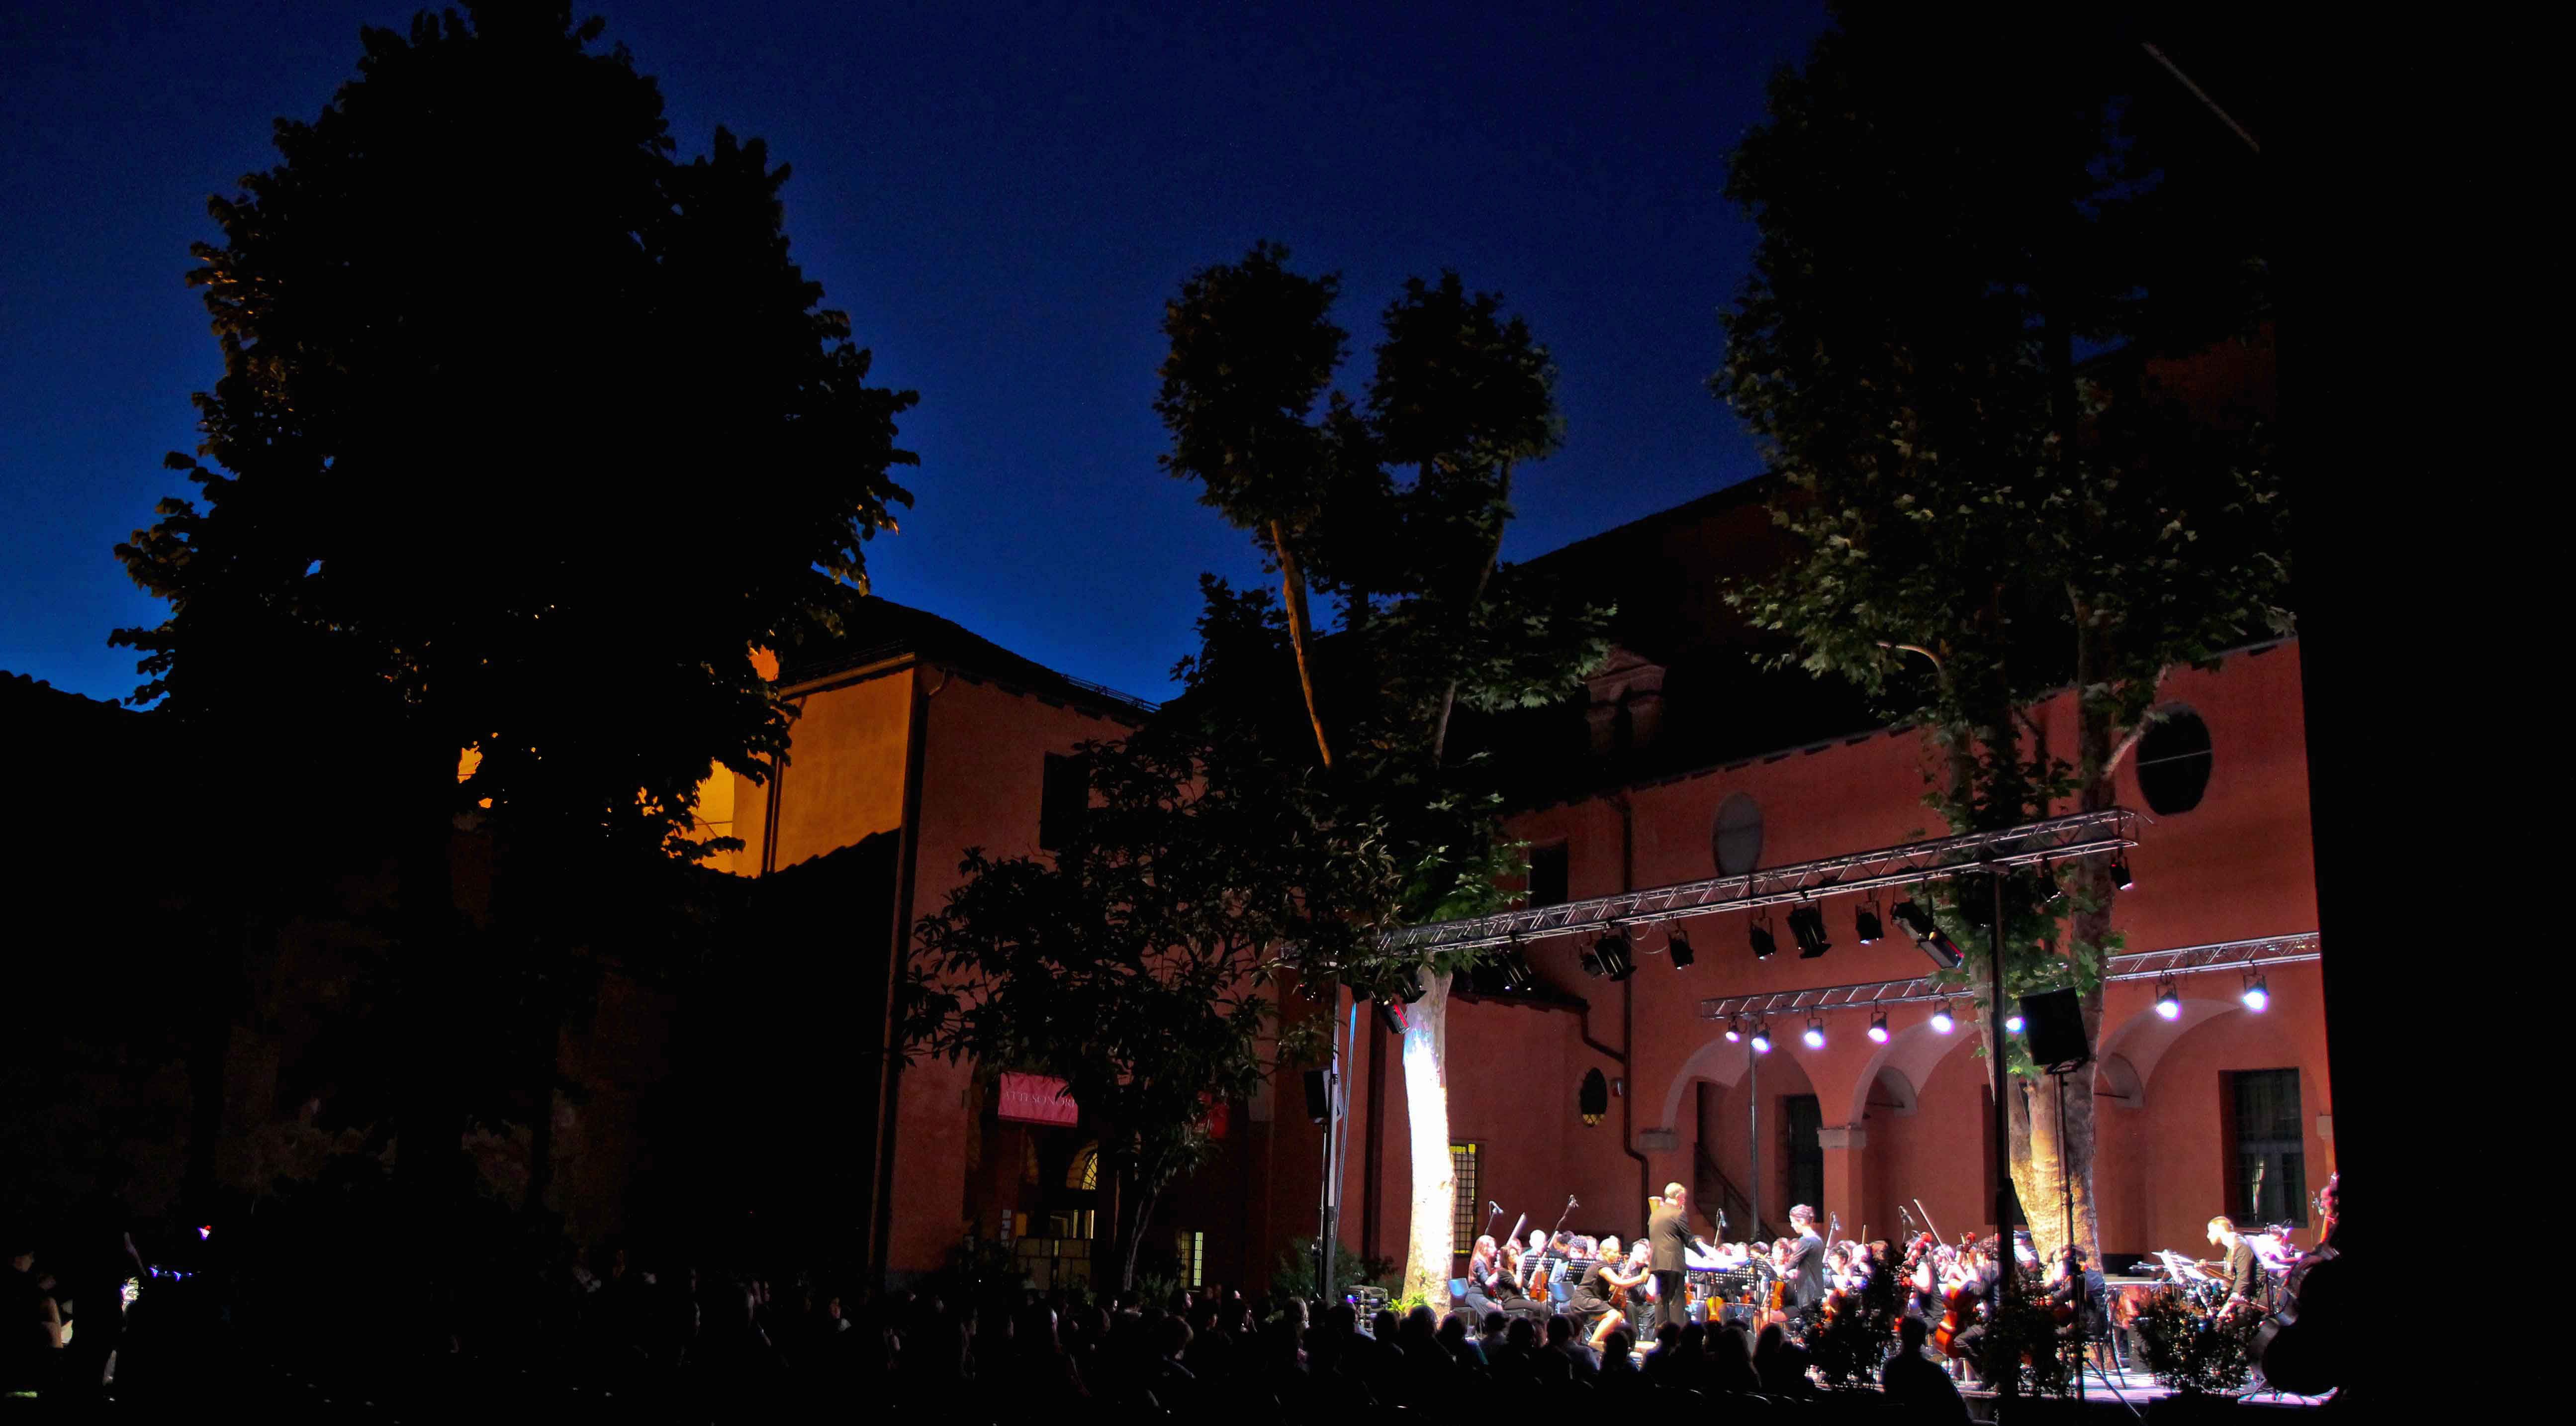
[1713, 793, 1763, 876]
[2134, 708, 2213, 814]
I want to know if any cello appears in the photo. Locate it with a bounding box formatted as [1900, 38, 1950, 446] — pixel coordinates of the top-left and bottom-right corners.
[1930, 1235, 1981, 1359]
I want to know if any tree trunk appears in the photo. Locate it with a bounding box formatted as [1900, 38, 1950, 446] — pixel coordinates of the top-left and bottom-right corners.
[1269, 519, 1334, 769]
[1430, 463, 1512, 766]
[1118, 1173, 1163, 1294]
[1398, 966, 1455, 1311]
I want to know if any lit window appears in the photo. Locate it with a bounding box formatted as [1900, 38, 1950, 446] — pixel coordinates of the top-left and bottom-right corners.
[1067, 1142, 1099, 1191]
[1451, 1142, 1480, 1251]
[1191, 1231, 1205, 1288]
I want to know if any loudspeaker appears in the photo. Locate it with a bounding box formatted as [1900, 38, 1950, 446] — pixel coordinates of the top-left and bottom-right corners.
[2019, 987, 2090, 1070]
[1303, 1068, 1331, 1124]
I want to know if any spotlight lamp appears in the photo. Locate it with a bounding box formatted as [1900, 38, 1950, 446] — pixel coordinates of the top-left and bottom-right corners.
[1593, 929, 1636, 983]
[1724, 1015, 1743, 1044]
[2155, 976, 2182, 1020]
[1749, 913, 1779, 961]
[1802, 1015, 1827, 1050]
[2004, 1009, 2026, 1035]
[1929, 1003, 1955, 1035]
[1890, 898, 1965, 971]
[1855, 899, 1885, 945]
[1788, 903, 1833, 959]
[1667, 926, 1697, 970]
[2241, 969, 2270, 1013]
[1868, 1011, 1890, 1044]
[1498, 943, 1538, 992]
[1749, 1020, 1774, 1054]
[2110, 855, 2134, 891]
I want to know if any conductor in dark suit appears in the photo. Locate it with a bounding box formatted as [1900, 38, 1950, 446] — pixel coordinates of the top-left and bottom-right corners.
[1646, 1182, 1701, 1339]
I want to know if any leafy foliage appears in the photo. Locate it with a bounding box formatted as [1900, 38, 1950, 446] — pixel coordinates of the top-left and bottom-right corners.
[1716, 3, 2290, 1254]
[2132, 1290, 2260, 1395]
[112, 2, 917, 861]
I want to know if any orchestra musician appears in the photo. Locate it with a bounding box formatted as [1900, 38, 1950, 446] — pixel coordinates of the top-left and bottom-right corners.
[2043, 1244, 2108, 1345]
[2206, 1217, 2264, 1321]
[1463, 1235, 1502, 1320]
[1576, 1239, 1655, 1353]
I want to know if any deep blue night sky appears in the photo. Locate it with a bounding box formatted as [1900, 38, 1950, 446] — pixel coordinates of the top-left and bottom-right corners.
[0, 0, 1826, 705]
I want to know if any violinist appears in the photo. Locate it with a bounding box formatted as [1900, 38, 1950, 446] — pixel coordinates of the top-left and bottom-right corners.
[1463, 1235, 1502, 1320]
[1576, 1238, 1654, 1353]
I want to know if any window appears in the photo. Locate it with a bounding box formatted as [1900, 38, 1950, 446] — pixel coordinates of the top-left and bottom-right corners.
[1714, 793, 1763, 876]
[2228, 1070, 2306, 1226]
[1039, 752, 1091, 851]
[2134, 708, 2214, 815]
[1783, 1095, 1822, 1217]
[1190, 1230, 1205, 1288]
[1451, 1142, 1480, 1252]
[1066, 1141, 1100, 1192]
[1527, 844, 1569, 908]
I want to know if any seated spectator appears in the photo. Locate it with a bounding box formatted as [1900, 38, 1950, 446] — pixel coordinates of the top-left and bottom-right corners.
[1437, 1310, 1486, 1371]
[1544, 1313, 1599, 1380]
[1753, 1320, 1812, 1396]
[1706, 1322, 1760, 1394]
[1881, 1314, 1970, 1423]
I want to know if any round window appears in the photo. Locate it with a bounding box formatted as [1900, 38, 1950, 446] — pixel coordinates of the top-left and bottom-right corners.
[2134, 708, 2213, 814]
[1713, 792, 1763, 876]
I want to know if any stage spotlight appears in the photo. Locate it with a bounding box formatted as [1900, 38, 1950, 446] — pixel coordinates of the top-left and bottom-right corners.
[1868, 1011, 1890, 1044]
[1724, 1015, 1743, 1044]
[1855, 901, 1885, 945]
[1749, 1021, 1774, 1054]
[2110, 856, 2134, 891]
[1499, 945, 1538, 991]
[1579, 944, 1605, 978]
[1667, 927, 1696, 970]
[1802, 1017, 1826, 1050]
[2155, 978, 2182, 1020]
[1749, 915, 1778, 961]
[2004, 1010, 2026, 1034]
[1596, 929, 1635, 982]
[2241, 972, 2269, 1013]
[1788, 904, 1833, 959]
[1890, 899, 1964, 970]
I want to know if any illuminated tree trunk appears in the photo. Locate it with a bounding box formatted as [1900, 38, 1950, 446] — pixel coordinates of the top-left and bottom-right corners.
[1399, 967, 1455, 1309]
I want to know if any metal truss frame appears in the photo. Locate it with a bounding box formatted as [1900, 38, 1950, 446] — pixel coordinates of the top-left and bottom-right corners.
[1694, 931, 2322, 1022]
[1372, 807, 2140, 956]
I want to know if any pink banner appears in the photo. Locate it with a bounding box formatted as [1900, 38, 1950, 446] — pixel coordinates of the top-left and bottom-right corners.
[999, 1071, 1079, 1126]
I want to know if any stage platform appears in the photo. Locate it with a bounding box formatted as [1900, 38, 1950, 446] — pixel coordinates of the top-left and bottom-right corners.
[1958, 1362, 2331, 1416]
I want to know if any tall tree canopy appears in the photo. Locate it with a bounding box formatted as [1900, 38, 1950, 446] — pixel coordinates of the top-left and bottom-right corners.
[114, 2, 917, 858]
[1719, 3, 2288, 1260]
[105, 2, 918, 1254]
[1157, 247, 1608, 1306]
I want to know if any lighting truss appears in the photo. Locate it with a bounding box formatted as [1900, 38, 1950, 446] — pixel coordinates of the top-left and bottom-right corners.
[1372, 808, 2139, 956]
[1694, 930, 2320, 1022]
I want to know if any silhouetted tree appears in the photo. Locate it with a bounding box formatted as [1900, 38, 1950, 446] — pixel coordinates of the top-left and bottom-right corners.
[903, 624, 1356, 1289]
[111, 3, 916, 1253]
[1718, 2, 2288, 1261]
[1158, 249, 1608, 1306]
